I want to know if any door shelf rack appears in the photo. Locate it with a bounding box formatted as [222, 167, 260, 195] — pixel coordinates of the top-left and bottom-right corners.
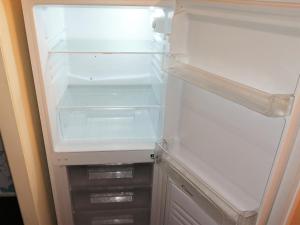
[168, 60, 296, 117]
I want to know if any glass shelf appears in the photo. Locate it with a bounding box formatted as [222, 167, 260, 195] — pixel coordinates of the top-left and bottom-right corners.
[57, 85, 160, 109]
[50, 39, 167, 54]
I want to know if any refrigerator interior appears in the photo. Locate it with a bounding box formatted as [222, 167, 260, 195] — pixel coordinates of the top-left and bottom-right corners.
[33, 5, 172, 152]
[162, 1, 300, 220]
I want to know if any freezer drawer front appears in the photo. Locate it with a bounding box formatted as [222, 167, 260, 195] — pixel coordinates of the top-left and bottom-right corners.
[68, 164, 153, 190]
[71, 188, 151, 211]
[73, 208, 150, 225]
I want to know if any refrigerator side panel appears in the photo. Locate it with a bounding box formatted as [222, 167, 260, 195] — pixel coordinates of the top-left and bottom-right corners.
[21, 1, 73, 224]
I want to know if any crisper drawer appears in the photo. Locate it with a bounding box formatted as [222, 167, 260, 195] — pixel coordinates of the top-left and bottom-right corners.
[74, 208, 150, 225]
[72, 188, 151, 211]
[58, 108, 158, 142]
[68, 164, 153, 190]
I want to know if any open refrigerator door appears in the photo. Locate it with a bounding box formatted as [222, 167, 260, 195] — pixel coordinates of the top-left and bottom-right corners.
[154, 1, 300, 224]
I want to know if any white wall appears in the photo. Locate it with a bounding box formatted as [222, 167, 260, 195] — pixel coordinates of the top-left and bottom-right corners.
[0, 1, 55, 224]
[34, 6, 68, 146]
[34, 6, 65, 72]
[64, 6, 154, 41]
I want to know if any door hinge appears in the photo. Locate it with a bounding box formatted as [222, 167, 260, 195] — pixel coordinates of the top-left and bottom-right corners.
[153, 139, 168, 164]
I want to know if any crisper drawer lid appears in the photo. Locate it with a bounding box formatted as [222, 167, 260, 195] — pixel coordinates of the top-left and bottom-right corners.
[162, 153, 258, 225]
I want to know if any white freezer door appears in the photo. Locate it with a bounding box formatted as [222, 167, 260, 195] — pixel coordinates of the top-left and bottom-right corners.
[164, 178, 219, 225]
[157, 150, 258, 225]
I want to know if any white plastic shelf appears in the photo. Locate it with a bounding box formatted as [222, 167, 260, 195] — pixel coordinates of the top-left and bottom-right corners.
[168, 61, 295, 117]
[57, 85, 160, 109]
[50, 39, 166, 54]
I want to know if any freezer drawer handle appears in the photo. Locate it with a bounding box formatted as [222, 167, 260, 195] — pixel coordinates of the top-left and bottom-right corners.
[90, 192, 134, 204]
[88, 167, 134, 180]
[91, 215, 134, 225]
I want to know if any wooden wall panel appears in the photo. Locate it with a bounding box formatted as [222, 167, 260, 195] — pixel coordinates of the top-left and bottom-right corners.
[0, 1, 55, 225]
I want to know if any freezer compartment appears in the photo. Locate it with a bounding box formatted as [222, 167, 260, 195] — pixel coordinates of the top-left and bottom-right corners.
[58, 108, 159, 143]
[73, 208, 150, 225]
[68, 164, 153, 190]
[71, 188, 151, 211]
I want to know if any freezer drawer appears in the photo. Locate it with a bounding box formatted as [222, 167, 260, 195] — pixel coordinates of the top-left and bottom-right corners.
[68, 164, 153, 190]
[72, 188, 151, 211]
[73, 208, 150, 225]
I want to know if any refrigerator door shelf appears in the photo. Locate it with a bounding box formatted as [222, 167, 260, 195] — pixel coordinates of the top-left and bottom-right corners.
[167, 60, 295, 117]
[169, 3, 300, 114]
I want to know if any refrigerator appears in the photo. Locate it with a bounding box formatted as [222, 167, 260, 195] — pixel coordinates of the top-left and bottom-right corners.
[21, 1, 300, 225]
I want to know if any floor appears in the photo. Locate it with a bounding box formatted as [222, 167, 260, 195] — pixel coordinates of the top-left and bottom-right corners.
[0, 197, 23, 225]
[289, 195, 300, 225]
